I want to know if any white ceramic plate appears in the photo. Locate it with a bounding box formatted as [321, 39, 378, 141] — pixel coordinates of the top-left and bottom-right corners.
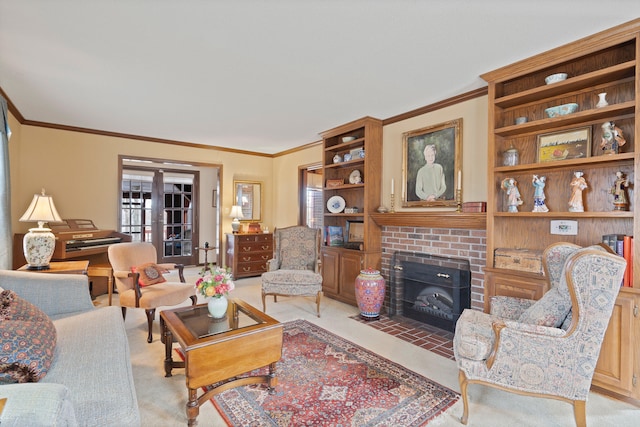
[326, 195, 346, 213]
[349, 169, 362, 184]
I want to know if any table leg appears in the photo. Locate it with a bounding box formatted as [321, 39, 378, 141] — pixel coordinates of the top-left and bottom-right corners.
[163, 323, 174, 378]
[187, 388, 199, 426]
[267, 361, 277, 395]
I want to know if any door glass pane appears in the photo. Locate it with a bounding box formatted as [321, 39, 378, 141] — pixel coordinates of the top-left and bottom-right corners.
[163, 173, 194, 258]
[121, 172, 153, 243]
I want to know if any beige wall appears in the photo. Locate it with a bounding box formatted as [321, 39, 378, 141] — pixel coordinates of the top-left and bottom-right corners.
[7, 93, 488, 265]
[9, 120, 273, 262]
[382, 96, 488, 210]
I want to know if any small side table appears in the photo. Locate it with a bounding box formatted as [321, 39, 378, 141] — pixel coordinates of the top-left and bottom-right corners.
[87, 263, 114, 306]
[196, 246, 216, 271]
[18, 260, 90, 275]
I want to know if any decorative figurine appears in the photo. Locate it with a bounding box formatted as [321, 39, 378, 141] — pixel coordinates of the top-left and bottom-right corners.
[501, 177, 523, 213]
[600, 121, 626, 155]
[532, 175, 549, 212]
[568, 171, 588, 212]
[610, 171, 630, 211]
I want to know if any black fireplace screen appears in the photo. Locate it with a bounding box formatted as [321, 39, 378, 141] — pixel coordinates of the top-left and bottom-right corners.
[390, 251, 471, 332]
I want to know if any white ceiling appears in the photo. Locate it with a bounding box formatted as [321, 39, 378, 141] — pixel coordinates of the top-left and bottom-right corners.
[1, 1, 639, 155]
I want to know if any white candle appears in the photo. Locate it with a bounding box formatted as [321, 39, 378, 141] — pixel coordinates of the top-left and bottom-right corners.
[391, 179, 394, 195]
[458, 170, 462, 190]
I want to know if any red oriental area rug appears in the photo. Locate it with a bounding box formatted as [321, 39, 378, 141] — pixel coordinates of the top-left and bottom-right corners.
[210, 319, 459, 426]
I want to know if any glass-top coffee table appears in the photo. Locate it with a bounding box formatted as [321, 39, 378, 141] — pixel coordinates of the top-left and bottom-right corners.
[160, 298, 282, 426]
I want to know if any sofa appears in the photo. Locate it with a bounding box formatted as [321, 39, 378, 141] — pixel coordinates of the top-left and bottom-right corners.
[0, 269, 140, 426]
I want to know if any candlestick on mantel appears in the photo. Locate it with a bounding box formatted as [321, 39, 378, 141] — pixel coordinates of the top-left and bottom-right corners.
[458, 170, 462, 190]
[391, 178, 394, 196]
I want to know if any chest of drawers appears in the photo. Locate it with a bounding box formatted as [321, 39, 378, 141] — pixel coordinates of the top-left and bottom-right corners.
[225, 233, 273, 278]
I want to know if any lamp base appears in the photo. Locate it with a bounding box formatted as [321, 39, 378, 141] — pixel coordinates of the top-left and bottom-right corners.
[25, 265, 51, 271]
[23, 227, 56, 270]
[231, 219, 241, 234]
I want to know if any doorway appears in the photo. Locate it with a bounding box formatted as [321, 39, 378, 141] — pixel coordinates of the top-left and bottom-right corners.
[120, 167, 198, 265]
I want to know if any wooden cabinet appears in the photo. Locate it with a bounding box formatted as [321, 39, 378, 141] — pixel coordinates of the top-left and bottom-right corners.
[225, 233, 273, 279]
[319, 117, 382, 305]
[482, 19, 640, 404]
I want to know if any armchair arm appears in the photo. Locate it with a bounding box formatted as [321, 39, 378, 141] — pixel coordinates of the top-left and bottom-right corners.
[0, 270, 94, 317]
[267, 259, 279, 271]
[486, 319, 567, 370]
[157, 263, 185, 282]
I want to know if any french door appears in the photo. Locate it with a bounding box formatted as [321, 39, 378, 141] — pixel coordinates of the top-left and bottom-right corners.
[120, 167, 199, 265]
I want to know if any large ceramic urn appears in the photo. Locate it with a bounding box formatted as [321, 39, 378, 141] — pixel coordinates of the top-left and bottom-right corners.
[354, 268, 386, 320]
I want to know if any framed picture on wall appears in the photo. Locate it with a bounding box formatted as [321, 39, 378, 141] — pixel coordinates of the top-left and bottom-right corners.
[402, 118, 462, 207]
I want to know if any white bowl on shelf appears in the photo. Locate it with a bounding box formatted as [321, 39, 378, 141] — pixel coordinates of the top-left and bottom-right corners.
[545, 103, 578, 118]
[545, 73, 568, 84]
[342, 136, 356, 143]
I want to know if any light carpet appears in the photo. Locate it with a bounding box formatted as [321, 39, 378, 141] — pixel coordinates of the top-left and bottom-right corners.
[209, 319, 458, 426]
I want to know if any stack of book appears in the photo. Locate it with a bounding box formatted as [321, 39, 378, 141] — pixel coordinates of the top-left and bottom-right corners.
[602, 234, 634, 287]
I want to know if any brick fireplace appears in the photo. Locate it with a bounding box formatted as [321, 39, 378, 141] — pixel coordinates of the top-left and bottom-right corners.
[376, 223, 486, 314]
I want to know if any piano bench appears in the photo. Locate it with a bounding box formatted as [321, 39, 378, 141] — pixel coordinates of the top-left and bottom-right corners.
[87, 263, 114, 306]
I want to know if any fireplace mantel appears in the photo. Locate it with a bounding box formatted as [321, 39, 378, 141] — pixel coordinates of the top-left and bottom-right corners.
[370, 212, 486, 230]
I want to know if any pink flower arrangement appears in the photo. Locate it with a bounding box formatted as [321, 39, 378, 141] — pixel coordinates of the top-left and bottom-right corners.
[195, 265, 235, 298]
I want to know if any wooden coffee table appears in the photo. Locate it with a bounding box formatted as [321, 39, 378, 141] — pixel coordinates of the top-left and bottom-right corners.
[160, 299, 283, 426]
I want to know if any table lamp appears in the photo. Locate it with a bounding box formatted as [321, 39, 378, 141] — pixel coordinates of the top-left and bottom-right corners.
[230, 205, 244, 233]
[19, 189, 62, 270]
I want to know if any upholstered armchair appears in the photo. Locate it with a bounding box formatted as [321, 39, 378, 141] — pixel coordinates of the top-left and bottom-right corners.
[108, 242, 197, 343]
[453, 244, 626, 427]
[261, 226, 323, 317]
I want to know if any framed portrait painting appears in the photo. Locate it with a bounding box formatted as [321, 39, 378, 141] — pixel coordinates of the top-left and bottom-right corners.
[402, 118, 462, 207]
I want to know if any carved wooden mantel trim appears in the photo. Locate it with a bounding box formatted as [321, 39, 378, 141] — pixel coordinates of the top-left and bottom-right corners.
[370, 212, 486, 230]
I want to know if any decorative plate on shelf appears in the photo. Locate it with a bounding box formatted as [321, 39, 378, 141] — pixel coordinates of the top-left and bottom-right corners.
[327, 195, 346, 213]
[349, 169, 362, 184]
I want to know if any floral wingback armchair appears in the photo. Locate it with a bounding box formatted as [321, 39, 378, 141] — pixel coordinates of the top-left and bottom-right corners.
[453, 246, 626, 427]
[261, 226, 323, 317]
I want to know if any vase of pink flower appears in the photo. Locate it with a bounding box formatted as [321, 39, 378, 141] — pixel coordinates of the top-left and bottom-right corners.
[195, 265, 234, 318]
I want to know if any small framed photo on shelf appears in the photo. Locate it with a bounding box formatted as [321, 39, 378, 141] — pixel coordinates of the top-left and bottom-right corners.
[326, 179, 344, 188]
[345, 220, 364, 243]
[536, 127, 591, 163]
[327, 226, 344, 247]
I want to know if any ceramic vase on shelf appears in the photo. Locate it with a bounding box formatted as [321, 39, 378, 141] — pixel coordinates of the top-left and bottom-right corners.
[596, 92, 608, 108]
[354, 268, 386, 321]
[208, 295, 228, 319]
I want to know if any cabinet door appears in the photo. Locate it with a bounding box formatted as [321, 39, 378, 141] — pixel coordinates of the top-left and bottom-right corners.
[592, 292, 636, 397]
[321, 249, 340, 295]
[339, 251, 363, 304]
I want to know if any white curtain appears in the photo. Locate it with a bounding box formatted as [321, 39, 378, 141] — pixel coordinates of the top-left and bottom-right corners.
[0, 95, 12, 269]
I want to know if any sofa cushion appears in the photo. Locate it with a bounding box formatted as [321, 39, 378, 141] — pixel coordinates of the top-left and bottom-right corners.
[131, 262, 167, 287]
[0, 290, 57, 384]
[517, 288, 571, 327]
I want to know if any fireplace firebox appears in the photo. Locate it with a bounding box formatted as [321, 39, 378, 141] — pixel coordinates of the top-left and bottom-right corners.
[389, 251, 471, 332]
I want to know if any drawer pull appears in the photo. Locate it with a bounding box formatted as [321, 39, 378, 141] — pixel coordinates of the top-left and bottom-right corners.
[261, 255, 269, 260]
[262, 245, 270, 250]
[242, 247, 251, 252]
[436, 273, 451, 279]
[242, 257, 251, 262]
[242, 267, 251, 272]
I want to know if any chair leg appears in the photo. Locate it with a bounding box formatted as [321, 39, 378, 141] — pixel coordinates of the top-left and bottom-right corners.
[458, 369, 470, 425]
[262, 290, 267, 313]
[189, 295, 197, 306]
[316, 291, 322, 317]
[573, 400, 587, 427]
[145, 308, 156, 343]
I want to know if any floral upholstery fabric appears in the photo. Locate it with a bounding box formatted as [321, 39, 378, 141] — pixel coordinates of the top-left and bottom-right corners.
[272, 226, 320, 271]
[517, 288, 572, 327]
[0, 290, 57, 383]
[489, 296, 534, 319]
[262, 226, 323, 315]
[454, 248, 626, 402]
[453, 309, 503, 361]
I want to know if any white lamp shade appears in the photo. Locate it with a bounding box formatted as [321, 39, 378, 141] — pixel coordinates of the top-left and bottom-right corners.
[19, 192, 62, 226]
[229, 205, 244, 220]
